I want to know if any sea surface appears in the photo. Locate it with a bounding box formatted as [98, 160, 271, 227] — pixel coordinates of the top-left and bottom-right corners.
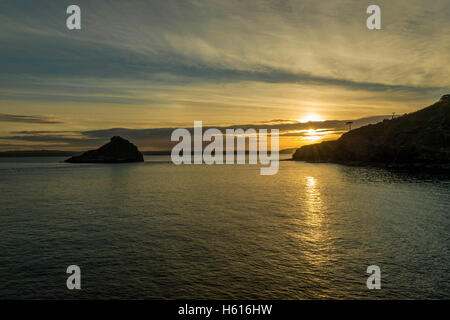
[0, 156, 449, 299]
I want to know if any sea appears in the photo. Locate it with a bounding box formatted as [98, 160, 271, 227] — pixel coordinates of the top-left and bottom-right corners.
[0, 155, 449, 299]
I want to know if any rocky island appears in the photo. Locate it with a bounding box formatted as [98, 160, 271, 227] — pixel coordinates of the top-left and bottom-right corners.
[293, 95, 450, 169]
[65, 136, 144, 163]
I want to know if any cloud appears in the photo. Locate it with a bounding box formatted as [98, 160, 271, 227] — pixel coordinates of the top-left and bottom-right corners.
[0, 0, 449, 103]
[0, 92, 149, 105]
[0, 0, 448, 136]
[0, 115, 390, 150]
[0, 113, 62, 124]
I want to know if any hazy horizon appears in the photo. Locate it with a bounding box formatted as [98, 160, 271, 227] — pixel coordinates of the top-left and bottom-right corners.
[0, 114, 394, 152]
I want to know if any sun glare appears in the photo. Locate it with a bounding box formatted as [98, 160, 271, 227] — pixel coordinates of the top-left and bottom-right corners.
[304, 129, 323, 141]
[297, 114, 324, 123]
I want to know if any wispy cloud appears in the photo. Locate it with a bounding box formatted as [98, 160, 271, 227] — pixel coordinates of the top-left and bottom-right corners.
[0, 0, 448, 142]
[0, 115, 390, 150]
[0, 113, 62, 124]
[1, 1, 449, 96]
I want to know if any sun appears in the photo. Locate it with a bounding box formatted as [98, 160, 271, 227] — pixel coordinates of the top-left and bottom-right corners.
[297, 114, 324, 123]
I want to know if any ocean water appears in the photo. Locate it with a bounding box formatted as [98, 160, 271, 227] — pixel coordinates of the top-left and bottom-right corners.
[0, 156, 449, 299]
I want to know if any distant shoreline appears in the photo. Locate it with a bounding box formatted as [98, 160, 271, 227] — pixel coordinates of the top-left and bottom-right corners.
[0, 149, 296, 157]
[0, 150, 171, 157]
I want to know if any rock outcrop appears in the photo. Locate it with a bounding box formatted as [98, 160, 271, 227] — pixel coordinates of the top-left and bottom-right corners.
[293, 95, 450, 168]
[65, 136, 144, 163]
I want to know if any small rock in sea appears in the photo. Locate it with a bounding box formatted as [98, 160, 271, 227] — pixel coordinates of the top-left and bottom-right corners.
[65, 136, 144, 163]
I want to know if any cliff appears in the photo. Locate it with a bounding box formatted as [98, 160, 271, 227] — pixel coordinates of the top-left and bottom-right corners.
[293, 95, 450, 168]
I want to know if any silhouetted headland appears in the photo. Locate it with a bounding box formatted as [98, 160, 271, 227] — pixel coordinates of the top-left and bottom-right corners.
[65, 136, 144, 163]
[293, 95, 450, 169]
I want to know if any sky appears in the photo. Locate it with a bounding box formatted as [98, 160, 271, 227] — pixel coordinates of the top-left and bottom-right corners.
[0, 0, 449, 151]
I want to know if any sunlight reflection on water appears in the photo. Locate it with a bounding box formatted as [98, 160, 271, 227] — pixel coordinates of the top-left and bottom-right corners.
[0, 156, 449, 299]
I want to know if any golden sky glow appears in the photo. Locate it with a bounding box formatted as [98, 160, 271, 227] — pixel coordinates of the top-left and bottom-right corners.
[0, 1, 449, 151]
[297, 115, 325, 124]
